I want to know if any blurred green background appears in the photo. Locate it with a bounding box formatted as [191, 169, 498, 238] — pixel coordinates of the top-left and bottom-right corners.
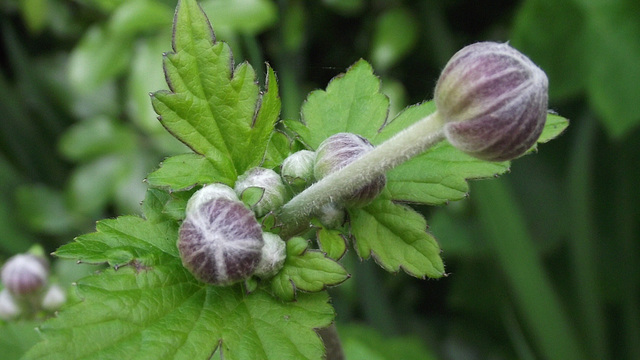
[1, 0, 639, 359]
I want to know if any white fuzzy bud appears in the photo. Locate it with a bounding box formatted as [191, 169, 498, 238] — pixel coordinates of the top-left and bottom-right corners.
[185, 183, 239, 218]
[254, 232, 286, 279]
[235, 167, 287, 217]
[281, 150, 315, 188]
[1, 254, 49, 296]
[0, 289, 20, 320]
[41, 284, 67, 311]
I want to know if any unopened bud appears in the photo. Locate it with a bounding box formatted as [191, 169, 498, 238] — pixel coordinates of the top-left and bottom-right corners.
[434, 42, 548, 161]
[314, 133, 386, 207]
[253, 233, 286, 279]
[235, 167, 287, 217]
[185, 183, 239, 218]
[1, 254, 49, 296]
[0, 289, 20, 320]
[281, 150, 315, 189]
[179, 197, 264, 286]
[41, 284, 67, 311]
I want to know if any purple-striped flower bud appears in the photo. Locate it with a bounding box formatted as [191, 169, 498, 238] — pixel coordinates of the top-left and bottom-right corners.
[178, 197, 264, 286]
[1, 254, 49, 296]
[434, 42, 548, 161]
[314, 133, 386, 207]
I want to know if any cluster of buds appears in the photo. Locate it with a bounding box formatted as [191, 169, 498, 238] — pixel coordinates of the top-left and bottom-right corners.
[178, 184, 286, 286]
[178, 41, 549, 286]
[0, 251, 67, 320]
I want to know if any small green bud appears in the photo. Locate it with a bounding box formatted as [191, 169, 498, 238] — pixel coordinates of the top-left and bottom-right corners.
[434, 42, 548, 161]
[281, 150, 315, 189]
[253, 232, 286, 279]
[314, 133, 386, 207]
[178, 197, 264, 286]
[235, 167, 287, 217]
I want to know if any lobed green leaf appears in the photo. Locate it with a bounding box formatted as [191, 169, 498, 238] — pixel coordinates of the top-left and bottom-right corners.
[150, 0, 280, 189]
[349, 191, 445, 279]
[285, 60, 389, 150]
[272, 237, 350, 301]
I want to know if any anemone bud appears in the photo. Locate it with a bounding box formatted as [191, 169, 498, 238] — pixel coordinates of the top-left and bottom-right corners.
[178, 197, 264, 286]
[281, 150, 316, 189]
[434, 41, 548, 161]
[235, 167, 287, 217]
[1, 254, 49, 296]
[314, 133, 386, 207]
[253, 232, 286, 279]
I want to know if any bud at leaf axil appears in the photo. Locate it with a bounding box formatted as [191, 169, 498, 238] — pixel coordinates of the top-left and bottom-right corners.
[281, 150, 315, 189]
[235, 167, 287, 217]
[178, 197, 264, 286]
[1, 254, 49, 296]
[314, 133, 386, 207]
[253, 232, 286, 279]
[434, 42, 548, 161]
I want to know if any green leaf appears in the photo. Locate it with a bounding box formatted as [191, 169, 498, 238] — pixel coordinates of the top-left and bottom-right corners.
[151, 0, 280, 183]
[58, 117, 136, 162]
[240, 186, 265, 208]
[272, 237, 350, 301]
[0, 321, 42, 360]
[538, 113, 569, 143]
[146, 153, 230, 190]
[286, 60, 389, 149]
[316, 225, 348, 260]
[348, 192, 445, 279]
[30, 189, 334, 360]
[262, 130, 292, 169]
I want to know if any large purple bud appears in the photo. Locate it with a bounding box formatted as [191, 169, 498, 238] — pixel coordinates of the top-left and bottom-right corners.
[435, 42, 548, 161]
[179, 187, 264, 286]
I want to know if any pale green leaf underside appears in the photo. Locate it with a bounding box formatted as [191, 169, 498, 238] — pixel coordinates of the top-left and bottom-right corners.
[349, 192, 445, 279]
[150, 0, 279, 186]
[272, 237, 350, 301]
[286, 59, 389, 150]
[28, 188, 334, 360]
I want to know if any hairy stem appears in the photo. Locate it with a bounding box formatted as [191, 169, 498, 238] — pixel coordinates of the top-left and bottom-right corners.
[278, 112, 445, 238]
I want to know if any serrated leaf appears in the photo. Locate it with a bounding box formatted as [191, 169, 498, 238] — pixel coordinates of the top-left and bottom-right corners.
[146, 153, 230, 190]
[272, 237, 350, 301]
[262, 130, 291, 169]
[150, 0, 279, 183]
[348, 192, 445, 279]
[316, 226, 348, 260]
[286, 60, 389, 149]
[31, 189, 334, 360]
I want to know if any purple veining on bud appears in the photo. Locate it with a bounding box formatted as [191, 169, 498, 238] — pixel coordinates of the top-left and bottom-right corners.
[178, 198, 264, 285]
[1, 254, 49, 296]
[235, 167, 287, 217]
[314, 133, 386, 207]
[434, 42, 548, 161]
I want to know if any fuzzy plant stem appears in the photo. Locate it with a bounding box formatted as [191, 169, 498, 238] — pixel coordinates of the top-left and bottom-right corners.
[278, 112, 446, 238]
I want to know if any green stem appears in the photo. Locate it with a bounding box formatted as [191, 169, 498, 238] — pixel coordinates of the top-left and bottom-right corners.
[278, 112, 446, 238]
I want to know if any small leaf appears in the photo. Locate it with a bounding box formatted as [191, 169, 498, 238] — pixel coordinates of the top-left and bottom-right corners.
[240, 186, 265, 208]
[538, 113, 569, 143]
[286, 60, 389, 149]
[146, 153, 231, 190]
[316, 225, 348, 260]
[151, 0, 280, 181]
[262, 130, 292, 169]
[272, 237, 350, 301]
[348, 192, 445, 279]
